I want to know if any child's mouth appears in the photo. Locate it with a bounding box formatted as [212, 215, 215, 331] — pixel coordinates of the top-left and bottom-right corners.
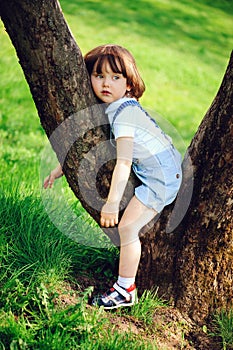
[102, 90, 111, 95]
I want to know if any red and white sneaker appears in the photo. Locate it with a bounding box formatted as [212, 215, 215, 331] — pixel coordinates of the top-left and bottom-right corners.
[92, 283, 137, 310]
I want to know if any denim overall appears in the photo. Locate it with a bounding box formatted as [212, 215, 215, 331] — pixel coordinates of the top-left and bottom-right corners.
[110, 100, 182, 212]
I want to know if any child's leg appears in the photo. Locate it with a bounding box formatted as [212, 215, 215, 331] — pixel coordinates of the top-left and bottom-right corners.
[92, 196, 157, 309]
[118, 195, 157, 278]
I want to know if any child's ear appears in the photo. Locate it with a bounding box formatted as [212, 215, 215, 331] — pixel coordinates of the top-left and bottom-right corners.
[126, 83, 131, 91]
[126, 88, 132, 97]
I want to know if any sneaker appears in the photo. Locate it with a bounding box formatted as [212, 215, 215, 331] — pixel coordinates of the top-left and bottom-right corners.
[92, 282, 137, 310]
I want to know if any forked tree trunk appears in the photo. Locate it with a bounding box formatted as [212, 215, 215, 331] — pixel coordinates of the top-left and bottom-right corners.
[1, 0, 232, 324]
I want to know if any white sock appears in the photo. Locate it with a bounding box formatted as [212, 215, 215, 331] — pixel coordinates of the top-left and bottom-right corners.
[117, 276, 135, 290]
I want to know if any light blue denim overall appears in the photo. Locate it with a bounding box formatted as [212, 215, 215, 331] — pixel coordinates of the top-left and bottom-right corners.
[110, 100, 182, 213]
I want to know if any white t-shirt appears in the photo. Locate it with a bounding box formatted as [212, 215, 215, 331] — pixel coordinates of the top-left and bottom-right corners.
[105, 97, 173, 160]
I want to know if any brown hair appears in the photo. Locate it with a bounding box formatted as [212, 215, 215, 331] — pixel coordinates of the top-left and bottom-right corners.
[84, 44, 145, 99]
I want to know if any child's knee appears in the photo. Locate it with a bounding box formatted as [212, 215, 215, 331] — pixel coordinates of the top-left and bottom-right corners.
[118, 222, 139, 246]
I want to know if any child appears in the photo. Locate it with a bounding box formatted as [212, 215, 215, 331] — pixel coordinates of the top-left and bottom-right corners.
[44, 44, 182, 310]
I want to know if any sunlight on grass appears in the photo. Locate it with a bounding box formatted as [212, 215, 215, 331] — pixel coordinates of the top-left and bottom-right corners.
[130, 288, 167, 325]
[211, 309, 233, 350]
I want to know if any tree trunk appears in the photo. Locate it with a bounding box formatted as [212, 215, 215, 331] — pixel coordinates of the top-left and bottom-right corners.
[138, 52, 233, 323]
[0, 0, 138, 245]
[1, 0, 232, 324]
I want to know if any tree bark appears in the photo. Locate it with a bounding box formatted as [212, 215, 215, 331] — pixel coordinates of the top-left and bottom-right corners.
[0, 0, 138, 245]
[138, 52, 233, 323]
[174, 53, 233, 322]
[1, 0, 232, 324]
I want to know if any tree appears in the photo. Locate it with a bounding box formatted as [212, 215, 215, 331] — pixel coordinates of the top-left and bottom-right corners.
[138, 53, 233, 323]
[0, 0, 232, 324]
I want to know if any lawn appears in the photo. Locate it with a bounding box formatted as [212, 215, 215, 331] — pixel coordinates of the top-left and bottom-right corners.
[0, 0, 232, 348]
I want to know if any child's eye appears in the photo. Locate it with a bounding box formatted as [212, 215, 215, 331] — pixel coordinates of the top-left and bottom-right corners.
[113, 75, 120, 80]
[92, 73, 103, 79]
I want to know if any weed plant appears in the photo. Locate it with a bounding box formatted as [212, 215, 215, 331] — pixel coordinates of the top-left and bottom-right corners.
[211, 309, 233, 350]
[130, 288, 167, 326]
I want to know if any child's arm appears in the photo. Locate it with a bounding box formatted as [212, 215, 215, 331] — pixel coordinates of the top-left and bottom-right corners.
[43, 164, 63, 189]
[100, 137, 133, 228]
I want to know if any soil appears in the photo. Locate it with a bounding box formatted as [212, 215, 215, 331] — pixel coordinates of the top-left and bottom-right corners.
[53, 275, 222, 350]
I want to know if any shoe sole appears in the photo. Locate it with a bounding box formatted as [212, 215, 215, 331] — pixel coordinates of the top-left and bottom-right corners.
[102, 298, 138, 310]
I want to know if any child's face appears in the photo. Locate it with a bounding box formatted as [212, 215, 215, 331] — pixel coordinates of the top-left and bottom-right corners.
[91, 61, 130, 103]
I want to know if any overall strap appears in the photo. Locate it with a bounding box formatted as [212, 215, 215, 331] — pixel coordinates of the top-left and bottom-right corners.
[109, 99, 172, 147]
[110, 100, 141, 147]
[110, 100, 157, 146]
[112, 99, 159, 128]
[112, 100, 141, 126]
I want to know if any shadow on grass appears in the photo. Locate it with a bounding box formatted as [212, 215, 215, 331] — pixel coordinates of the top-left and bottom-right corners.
[0, 187, 118, 286]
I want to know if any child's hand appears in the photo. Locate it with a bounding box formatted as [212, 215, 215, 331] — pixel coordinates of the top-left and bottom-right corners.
[43, 173, 56, 189]
[43, 165, 63, 189]
[100, 202, 119, 228]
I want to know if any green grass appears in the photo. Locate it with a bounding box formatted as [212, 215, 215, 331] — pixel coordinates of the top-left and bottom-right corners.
[0, 0, 233, 348]
[211, 309, 233, 350]
[130, 288, 167, 325]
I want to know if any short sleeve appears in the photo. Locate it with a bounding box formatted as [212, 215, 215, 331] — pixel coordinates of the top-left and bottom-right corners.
[112, 106, 136, 139]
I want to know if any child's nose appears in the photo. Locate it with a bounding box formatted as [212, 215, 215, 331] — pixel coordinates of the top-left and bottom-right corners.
[103, 77, 110, 87]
